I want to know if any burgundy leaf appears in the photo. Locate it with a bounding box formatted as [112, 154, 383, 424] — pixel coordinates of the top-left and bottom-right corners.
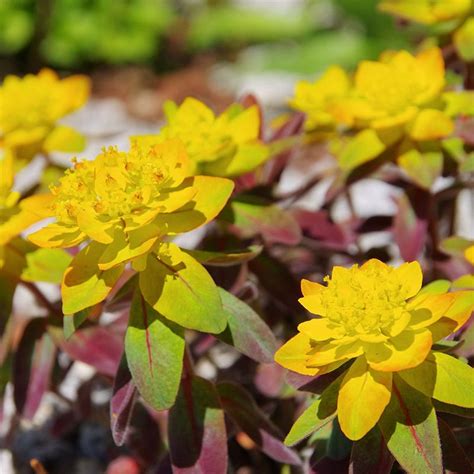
[254, 363, 286, 398]
[13, 318, 56, 419]
[49, 324, 123, 377]
[111, 354, 137, 446]
[248, 252, 301, 313]
[264, 112, 305, 183]
[217, 382, 301, 465]
[438, 418, 473, 474]
[217, 288, 277, 364]
[393, 192, 428, 261]
[294, 209, 353, 250]
[169, 376, 227, 474]
[349, 426, 394, 474]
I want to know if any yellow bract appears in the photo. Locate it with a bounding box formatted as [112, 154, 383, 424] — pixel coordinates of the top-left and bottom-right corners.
[132, 97, 269, 177]
[290, 47, 466, 174]
[0, 69, 90, 162]
[289, 66, 352, 130]
[378, 0, 471, 25]
[0, 149, 53, 270]
[275, 259, 474, 440]
[28, 140, 234, 314]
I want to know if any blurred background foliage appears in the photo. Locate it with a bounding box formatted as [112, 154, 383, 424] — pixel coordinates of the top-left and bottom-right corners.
[0, 0, 412, 74]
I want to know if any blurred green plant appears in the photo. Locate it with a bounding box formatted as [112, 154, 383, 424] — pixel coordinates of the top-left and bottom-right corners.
[40, 0, 175, 67]
[0, 0, 35, 54]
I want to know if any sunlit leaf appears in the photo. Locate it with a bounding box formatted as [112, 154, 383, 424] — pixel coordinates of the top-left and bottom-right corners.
[139, 243, 226, 334]
[125, 290, 184, 411]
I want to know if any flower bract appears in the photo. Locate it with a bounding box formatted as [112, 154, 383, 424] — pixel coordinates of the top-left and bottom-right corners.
[0, 69, 90, 164]
[28, 140, 234, 318]
[132, 97, 269, 177]
[275, 259, 474, 440]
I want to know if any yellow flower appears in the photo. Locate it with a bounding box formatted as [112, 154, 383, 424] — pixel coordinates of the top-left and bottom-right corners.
[289, 66, 353, 131]
[0, 69, 90, 163]
[349, 47, 450, 137]
[28, 140, 234, 316]
[378, 0, 471, 25]
[132, 97, 268, 177]
[0, 149, 53, 271]
[275, 259, 474, 440]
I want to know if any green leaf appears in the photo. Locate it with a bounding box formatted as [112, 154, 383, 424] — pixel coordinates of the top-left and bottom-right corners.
[62, 242, 124, 315]
[398, 150, 443, 190]
[433, 400, 474, 418]
[139, 243, 226, 334]
[350, 426, 394, 474]
[398, 352, 474, 408]
[378, 376, 443, 474]
[0, 273, 16, 335]
[125, 289, 185, 411]
[285, 372, 343, 446]
[284, 397, 336, 446]
[184, 245, 262, 267]
[63, 309, 90, 340]
[439, 236, 472, 258]
[216, 287, 277, 364]
[336, 129, 385, 173]
[416, 279, 451, 297]
[327, 419, 352, 461]
[21, 248, 72, 284]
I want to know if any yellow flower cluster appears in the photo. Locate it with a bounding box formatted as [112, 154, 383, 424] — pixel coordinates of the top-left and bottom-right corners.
[0, 69, 89, 164]
[28, 141, 234, 315]
[291, 47, 474, 174]
[293, 48, 454, 139]
[378, 0, 471, 25]
[133, 97, 269, 177]
[276, 259, 474, 440]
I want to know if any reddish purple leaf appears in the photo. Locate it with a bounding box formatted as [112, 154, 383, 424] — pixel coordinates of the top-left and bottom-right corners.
[248, 252, 301, 313]
[222, 197, 302, 245]
[264, 112, 305, 183]
[254, 363, 285, 398]
[217, 382, 301, 465]
[168, 376, 227, 474]
[349, 427, 394, 474]
[293, 209, 354, 250]
[49, 324, 123, 377]
[13, 319, 56, 419]
[438, 418, 473, 474]
[217, 288, 277, 364]
[111, 354, 137, 446]
[393, 192, 428, 261]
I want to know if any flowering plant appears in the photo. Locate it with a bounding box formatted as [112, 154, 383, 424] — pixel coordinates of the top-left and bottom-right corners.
[132, 97, 269, 177]
[1, 3, 474, 472]
[276, 259, 474, 441]
[0, 69, 89, 167]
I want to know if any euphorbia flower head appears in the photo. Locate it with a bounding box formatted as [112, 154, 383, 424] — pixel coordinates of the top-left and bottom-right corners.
[132, 97, 268, 177]
[379, 0, 471, 25]
[28, 140, 234, 315]
[276, 259, 474, 440]
[0, 69, 89, 162]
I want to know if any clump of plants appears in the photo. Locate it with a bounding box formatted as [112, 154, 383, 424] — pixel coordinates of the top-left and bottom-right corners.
[1, 2, 473, 473]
